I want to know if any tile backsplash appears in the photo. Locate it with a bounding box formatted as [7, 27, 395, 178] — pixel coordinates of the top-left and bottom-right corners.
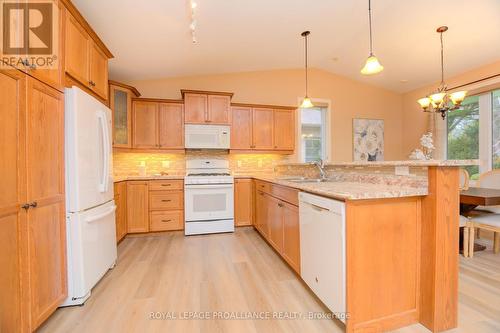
[113, 151, 290, 176]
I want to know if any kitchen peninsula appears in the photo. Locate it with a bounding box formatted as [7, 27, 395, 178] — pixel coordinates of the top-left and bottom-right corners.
[114, 159, 475, 333]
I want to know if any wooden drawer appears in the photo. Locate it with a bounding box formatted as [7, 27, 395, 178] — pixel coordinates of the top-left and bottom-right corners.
[255, 180, 271, 194]
[149, 180, 184, 191]
[150, 210, 184, 231]
[149, 191, 183, 210]
[271, 184, 299, 206]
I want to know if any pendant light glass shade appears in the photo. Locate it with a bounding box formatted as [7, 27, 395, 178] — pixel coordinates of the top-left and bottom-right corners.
[300, 97, 314, 108]
[450, 91, 467, 105]
[360, 54, 384, 75]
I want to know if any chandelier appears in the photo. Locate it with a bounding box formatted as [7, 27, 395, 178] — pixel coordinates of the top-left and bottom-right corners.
[417, 26, 467, 119]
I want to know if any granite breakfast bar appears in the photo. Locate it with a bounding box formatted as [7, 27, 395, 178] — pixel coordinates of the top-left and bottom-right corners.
[264, 160, 473, 333]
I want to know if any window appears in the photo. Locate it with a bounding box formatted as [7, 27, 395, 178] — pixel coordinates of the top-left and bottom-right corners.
[299, 106, 328, 162]
[447, 96, 479, 178]
[446, 88, 500, 178]
[492, 90, 500, 169]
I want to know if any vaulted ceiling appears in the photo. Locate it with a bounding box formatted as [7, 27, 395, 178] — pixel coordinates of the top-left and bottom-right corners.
[73, 0, 500, 92]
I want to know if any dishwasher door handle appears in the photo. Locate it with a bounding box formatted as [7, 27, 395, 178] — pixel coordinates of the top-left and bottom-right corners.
[303, 202, 330, 213]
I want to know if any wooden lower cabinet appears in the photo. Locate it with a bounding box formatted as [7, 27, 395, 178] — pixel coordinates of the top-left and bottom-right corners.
[114, 182, 127, 242]
[254, 181, 300, 274]
[150, 211, 184, 232]
[234, 179, 253, 226]
[126, 180, 184, 233]
[127, 181, 149, 233]
[267, 196, 284, 252]
[255, 191, 269, 237]
[282, 203, 300, 273]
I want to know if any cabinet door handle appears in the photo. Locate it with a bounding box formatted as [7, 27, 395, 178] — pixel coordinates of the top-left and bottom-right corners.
[21, 203, 30, 210]
[278, 203, 284, 208]
[89, 80, 96, 87]
[29, 202, 38, 208]
[161, 200, 172, 202]
[161, 219, 172, 223]
[161, 184, 171, 187]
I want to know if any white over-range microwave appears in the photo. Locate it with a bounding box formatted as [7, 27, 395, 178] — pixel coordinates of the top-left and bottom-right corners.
[185, 124, 230, 149]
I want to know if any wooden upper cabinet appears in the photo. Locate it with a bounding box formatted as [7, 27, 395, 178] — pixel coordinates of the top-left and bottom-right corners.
[274, 109, 295, 150]
[252, 108, 274, 149]
[158, 103, 184, 149]
[65, 13, 89, 85]
[127, 181, 149, 233]
[26, 77, 66, 329]
[183, 91, 232, 124]
[282, 202, 300, 274]
[184, 93, 207, 124]
[234, 179, 253, 226]
[89, 42, 108, 99]
[110, 86, 132, 148]
[26, 0, 64, 91]
[0, 69, 26, 333]
[133, 101, 158, 149]
[231, 107, 253, 149]
[64, 7, 112, 102]
[208, 95, 230, 124]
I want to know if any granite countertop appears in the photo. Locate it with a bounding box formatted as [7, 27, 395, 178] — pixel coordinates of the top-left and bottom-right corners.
[114, 175, 185, 182]
[280, 159, 479, 167]
[252, 176, 428, 201]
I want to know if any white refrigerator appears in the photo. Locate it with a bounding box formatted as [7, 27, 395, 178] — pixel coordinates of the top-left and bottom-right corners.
[62, 86, 117, 306]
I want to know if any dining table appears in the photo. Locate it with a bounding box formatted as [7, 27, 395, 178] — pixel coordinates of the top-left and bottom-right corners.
[460, 187, 500, 252]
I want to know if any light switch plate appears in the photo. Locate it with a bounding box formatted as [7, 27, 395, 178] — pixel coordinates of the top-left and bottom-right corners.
[395, 166, 410, 176]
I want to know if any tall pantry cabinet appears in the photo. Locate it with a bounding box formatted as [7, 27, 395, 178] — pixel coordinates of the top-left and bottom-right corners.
[0, 70, 66, 332]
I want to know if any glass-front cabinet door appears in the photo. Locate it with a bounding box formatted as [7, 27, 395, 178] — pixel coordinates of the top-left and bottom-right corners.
[110, 85, 132, 148]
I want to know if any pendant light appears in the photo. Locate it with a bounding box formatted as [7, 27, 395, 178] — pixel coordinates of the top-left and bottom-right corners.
[417, 26, 467, 119]
[361, 0, 384, 75]
[300, 31, 314, 108]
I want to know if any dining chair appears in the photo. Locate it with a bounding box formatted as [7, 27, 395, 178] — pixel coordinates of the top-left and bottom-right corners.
[468, 170, 500, 257]
[459, 168, 470, 257]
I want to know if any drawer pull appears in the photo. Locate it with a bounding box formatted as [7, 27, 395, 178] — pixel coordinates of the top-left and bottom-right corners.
[161, 219, 172, 223]
[161, 184, 171, 186]
[161, 199, 172, 202]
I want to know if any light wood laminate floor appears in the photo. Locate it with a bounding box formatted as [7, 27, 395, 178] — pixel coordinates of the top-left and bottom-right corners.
[39, 228, 500, 333]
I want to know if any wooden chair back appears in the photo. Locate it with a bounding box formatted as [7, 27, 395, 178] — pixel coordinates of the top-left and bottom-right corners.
[459, 168, 470, 191]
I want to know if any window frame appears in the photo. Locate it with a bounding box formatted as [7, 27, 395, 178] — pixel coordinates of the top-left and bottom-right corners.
[296, 98, 331, 163]
[445, 90, 498, 175]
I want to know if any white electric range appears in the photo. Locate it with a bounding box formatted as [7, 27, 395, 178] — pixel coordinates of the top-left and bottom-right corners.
[184, 159, 235, 235]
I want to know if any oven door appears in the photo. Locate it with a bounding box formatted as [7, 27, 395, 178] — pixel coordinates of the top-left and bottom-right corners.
[184, 184, 234, 221]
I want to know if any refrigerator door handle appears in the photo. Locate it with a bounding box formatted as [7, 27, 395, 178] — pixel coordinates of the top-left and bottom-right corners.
[85, 205, 116, 223]
[97, 110, 110, 193]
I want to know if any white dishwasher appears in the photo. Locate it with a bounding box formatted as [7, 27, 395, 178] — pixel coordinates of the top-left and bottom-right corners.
[299, 192, 346, 321]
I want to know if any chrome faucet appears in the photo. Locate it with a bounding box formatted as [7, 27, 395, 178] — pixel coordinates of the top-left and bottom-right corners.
[311, 159, 327, 181]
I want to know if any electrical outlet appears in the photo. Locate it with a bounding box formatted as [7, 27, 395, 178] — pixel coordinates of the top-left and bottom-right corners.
[395, 166, 410, 176]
